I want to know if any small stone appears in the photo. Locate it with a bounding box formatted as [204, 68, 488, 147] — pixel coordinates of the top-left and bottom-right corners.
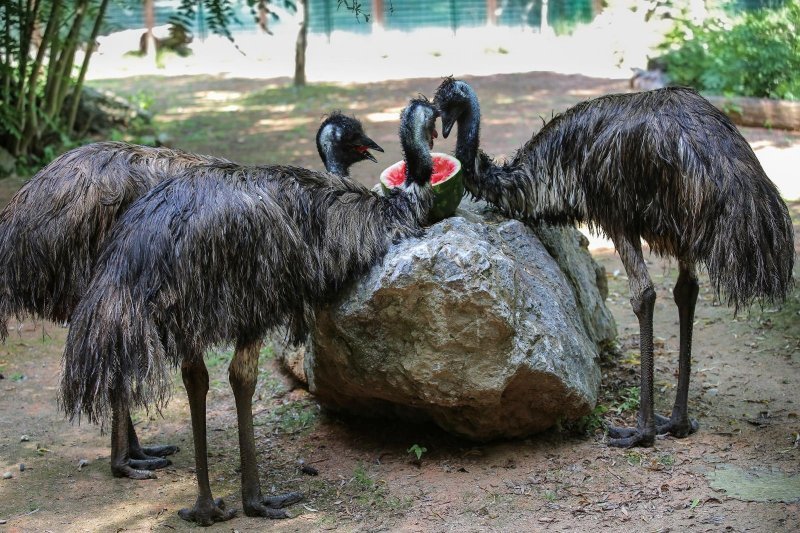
[301, 465, 319, 476]
[18, 464, 25, 472]
[3, 472, 12, 479]
[20, 435, 29, 442]
[77, 459, 89, 471]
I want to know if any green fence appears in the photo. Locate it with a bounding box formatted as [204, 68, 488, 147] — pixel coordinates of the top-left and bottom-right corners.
[103, 0, 791, 40]
[308, 0, 599, 34]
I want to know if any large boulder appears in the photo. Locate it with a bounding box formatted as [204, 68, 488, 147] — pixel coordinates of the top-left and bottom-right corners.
[278, 200, 616, 441]
[65, 86, 152, 136]
[0, 146, 15, 177]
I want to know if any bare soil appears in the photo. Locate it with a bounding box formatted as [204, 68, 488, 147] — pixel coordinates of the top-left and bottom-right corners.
[1, 71, 799, 532]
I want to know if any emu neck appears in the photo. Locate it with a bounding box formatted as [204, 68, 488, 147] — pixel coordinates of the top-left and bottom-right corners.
[403, 115, 433, 186]
[324, 155, 349, 178]
[404, 145, 432, 187]
[317, 124, 350, 177]
[455, 95, 482, 180]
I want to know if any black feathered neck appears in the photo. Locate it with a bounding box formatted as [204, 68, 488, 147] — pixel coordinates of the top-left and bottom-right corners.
[399, 96, 439, 187]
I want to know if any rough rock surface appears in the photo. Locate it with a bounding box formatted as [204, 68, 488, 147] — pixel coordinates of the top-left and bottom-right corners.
[65, 87, 152, 136]
[0, 146, 15, 177]
[277, 200, 616, 441]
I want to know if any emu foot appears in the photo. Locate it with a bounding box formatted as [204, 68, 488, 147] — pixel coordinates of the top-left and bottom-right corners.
[139, 444, 179, 458]
[605, 424, 655, 448]
[178, 497, 236, 526]
[243, 492, 304, 519]
[656, 413, 699, 438]
[111, 462, 159, 480]
[129, 457, 171, 471]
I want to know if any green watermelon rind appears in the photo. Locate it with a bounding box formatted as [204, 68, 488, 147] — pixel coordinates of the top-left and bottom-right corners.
[379, 152, 464, 222]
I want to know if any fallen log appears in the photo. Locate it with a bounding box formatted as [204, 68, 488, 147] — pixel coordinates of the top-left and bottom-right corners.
[704, 95, 800, 131]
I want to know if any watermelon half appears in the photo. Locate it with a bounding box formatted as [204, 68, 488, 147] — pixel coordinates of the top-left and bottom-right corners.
[379, 152, 464, 222]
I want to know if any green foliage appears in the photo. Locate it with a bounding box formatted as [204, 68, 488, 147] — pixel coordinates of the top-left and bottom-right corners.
[169, 1, 297, 41]
[567, 404, 609, 435]
[1, 0, 112, 164]
[625, 450, 642, 466]
[352, 463, 373, 489]
[407, 443, 427, 461]
[657, 2, 800, 100]
[614, 386, 640, 414]
[271, 400, 318, 434]
[337, 1, 394, 23]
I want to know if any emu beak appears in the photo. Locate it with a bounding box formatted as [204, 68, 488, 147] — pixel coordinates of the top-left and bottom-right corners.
[441, 114, 456, 139]
[357, 135, 384, 163]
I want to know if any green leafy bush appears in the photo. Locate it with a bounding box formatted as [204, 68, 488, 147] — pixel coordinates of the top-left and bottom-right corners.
[658, 2, 800, 100]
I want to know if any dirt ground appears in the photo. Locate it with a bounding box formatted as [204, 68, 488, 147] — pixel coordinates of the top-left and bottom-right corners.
[1, 71, 799, 532]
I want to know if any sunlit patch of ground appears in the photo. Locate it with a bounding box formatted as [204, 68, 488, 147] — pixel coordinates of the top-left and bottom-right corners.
[1, 70, 799, 532]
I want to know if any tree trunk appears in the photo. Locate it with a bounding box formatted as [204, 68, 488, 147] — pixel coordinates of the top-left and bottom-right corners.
[16, 0, 61, 156]
[15, 0, 40, 105]
[257, 0, 272, 34]
[373, 0, 385, 29]
[143, 0, 157, 60]
[294, 0, 308, 87]
[67, 0, 110, 132]
[2, 4, 12, 104]
[485, 0, 497, 26]
[540, 0, 553, 36]
[47, 0, 89, 117]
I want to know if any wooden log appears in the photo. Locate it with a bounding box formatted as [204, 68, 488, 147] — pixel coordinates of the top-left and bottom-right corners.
[705, 95, 800, 131]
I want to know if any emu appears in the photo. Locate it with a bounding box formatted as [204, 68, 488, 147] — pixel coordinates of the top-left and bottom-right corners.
[434, 78, 794, 448]
[0, 115, 382, 479]
[316, 110, 384, 177]
[60, 97, 439, 525]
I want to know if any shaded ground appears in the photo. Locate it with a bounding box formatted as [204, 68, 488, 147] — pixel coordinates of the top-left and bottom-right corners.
[1, 71, 799, 531]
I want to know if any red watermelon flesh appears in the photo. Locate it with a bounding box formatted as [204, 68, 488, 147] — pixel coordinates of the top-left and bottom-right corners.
[383, 155, 459, 187]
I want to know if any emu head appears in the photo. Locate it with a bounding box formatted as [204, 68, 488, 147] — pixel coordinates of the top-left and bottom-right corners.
[316, 111, 384, 175]
[399, 96, 439, 187]
[433, 76, 475, 139]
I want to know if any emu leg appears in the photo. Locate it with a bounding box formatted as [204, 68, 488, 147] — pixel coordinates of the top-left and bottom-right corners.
[178, 357, 236, 526]
[607, 237, 657, 448]
[656, 262, 700, 437]
[110, 398, 158, 480]
[229, 340, 303, 518]
[125, 413, 176, 471]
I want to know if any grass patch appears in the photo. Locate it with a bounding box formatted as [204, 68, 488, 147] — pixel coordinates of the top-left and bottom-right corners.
[270, 400, 318, 434]
[613, 386, 640, 415]
[206, 347, 234, 369]
[298, 463, 412, 525]
[625, 451, 643, 466]
[243, 83, 354, 110]
[562, 404, 608, 436]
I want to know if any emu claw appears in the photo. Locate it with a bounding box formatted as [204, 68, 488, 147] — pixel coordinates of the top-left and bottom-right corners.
[140, 444, 179, 458]
[244, 492, 303, 518]
[178, 497, 236, 526]
[656, 414, 699, 438]
[111, 463, 158, 480]
[263, 492, 303, 509]
[606, 425, 655, 448]
[128, 457, 171, 471]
